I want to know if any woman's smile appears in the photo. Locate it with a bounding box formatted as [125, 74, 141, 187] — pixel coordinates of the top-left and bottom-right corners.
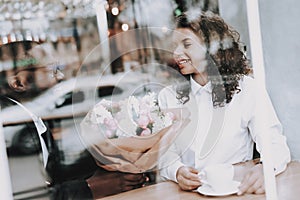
[175, 58, 192, 68]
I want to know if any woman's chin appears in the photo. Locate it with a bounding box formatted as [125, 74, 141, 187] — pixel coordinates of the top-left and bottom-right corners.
[179, 70, 187, 75]
[180, 69, 192, 75]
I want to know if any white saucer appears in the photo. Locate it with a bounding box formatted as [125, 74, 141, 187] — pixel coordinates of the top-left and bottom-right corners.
[197, 181, 240, 196]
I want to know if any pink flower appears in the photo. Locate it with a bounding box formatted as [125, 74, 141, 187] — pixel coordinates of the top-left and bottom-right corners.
[139, 108, 149, 115]
[105, 130, 114, 138]
[139, 106, 153, 122]
[141, 128, 151, 136]
[104, 118, 117, 130]
[112, 102, 119, 108]
[137, 115, 150, 129]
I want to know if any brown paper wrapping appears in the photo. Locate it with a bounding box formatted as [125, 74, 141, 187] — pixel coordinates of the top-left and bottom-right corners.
[80, 108, 190, 173]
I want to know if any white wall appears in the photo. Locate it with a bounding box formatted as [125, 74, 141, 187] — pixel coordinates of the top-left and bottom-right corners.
[218, 0, 250, 56]
[219, 0, 300, 160]
[259, 0, 300, 160]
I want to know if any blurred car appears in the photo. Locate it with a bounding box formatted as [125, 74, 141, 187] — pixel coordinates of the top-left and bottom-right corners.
[1, 71, 156, 154]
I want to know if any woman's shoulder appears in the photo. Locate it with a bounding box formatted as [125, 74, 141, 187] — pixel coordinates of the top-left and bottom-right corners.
[158, 85, 180, 108]
[235, 75, 263, 103]
[239, 75, 258, 92]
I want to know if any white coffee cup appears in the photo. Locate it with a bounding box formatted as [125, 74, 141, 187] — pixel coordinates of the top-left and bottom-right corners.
[198, 163, 234, 193]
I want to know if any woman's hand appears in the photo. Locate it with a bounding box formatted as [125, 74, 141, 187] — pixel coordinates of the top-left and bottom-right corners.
[237, 163, 265, 195]
[176, 166, 201, 190]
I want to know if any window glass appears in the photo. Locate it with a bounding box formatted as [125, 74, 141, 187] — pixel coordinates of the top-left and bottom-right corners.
[55, 91, 85, 108]
[97, 85, 123, 97]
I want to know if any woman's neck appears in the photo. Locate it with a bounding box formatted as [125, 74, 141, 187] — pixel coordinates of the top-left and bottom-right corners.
[192, 72, 208, 86]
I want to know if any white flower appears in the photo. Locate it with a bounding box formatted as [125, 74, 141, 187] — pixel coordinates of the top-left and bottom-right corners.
[142, 92, 156, 104]
[186, 8, 202, 22]
[209, 33, 221, 55]
[209, 40, 220, 55]
[99, 99, 112, 107]
[163, 113, 174, 127]
[127, 96, 139, 117]
[152, 120, 164, 133]
[221, 36, 233, 50]
[93, 103, 113, 124]
[150, 112, 164, 133]
[117, 116, 137, 137]
[114, 100, 138, 137]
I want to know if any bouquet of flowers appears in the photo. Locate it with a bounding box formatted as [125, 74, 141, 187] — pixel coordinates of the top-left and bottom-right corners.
[80, 92, 190, 173]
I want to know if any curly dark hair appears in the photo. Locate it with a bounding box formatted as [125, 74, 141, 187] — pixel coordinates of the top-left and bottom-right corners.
[174, 11, 251, 107]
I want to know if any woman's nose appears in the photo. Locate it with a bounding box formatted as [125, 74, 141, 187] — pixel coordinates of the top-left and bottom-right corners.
[173, 46, 183, 58]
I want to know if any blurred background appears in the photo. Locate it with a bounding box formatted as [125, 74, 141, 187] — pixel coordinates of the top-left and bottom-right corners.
[0, 0, 299, 199]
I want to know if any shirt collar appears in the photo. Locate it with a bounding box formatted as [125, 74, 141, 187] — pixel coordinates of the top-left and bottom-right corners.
[190, 76, 212, 95]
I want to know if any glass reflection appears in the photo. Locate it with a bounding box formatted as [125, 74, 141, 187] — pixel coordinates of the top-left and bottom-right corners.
[0, 41, 64, 100]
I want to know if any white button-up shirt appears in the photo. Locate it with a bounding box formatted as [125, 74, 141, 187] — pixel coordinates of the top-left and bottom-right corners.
[158, 76, 291, 182]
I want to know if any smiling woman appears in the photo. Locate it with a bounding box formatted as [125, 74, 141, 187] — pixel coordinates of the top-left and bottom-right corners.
[158, 10, 291, 197]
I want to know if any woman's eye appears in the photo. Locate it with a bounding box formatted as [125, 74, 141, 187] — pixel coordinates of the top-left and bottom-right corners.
[184, 43, 191, 48]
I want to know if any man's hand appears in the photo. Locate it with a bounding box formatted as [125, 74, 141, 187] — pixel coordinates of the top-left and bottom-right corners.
[87, 170, 147, 198]
[237, 163, 265, 195]
[176, 166, 201, 190]
[120, 173, 148, 191]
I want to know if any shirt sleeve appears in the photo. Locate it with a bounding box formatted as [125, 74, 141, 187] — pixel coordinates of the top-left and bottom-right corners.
[247, 82, 291, 175]
[158, 86, 185, 182]
[158, 143, 185, 182]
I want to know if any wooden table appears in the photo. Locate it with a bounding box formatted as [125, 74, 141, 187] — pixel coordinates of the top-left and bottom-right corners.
[98, 161, 300, 200]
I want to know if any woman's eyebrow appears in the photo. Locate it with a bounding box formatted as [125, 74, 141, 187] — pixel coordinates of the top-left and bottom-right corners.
[172, 38, 192, 46]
